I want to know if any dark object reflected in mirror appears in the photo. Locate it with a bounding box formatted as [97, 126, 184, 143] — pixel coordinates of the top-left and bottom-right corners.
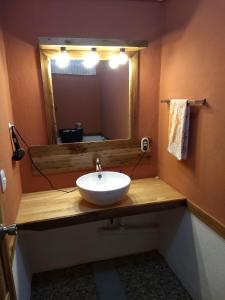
[51, 59, 129, 144]
[59, 124, 83, 143]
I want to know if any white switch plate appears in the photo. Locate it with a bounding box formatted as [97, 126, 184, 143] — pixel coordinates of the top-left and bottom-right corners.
[8, 122, 14, 129]
[0, 169, 7, 193]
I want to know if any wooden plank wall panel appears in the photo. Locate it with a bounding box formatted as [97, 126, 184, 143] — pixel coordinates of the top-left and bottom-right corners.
[30, 138, 152, 174]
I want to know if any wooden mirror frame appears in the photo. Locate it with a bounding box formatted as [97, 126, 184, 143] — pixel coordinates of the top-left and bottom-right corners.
[40, 47, 139, 144]
[30, 39, 152, 174]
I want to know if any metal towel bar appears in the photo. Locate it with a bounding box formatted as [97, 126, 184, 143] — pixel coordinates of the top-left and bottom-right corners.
[161, 98, 207, 105]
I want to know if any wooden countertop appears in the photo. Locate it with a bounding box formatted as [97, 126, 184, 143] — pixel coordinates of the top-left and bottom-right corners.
[16, 178, 187, 230]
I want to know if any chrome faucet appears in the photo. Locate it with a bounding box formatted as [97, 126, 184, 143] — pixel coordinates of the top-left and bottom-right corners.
[96, 158, 102, 172]
[96, 158, 102, 178]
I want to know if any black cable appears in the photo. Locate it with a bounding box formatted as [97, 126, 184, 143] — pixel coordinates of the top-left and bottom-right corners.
[130, 152, 146, 179]
[13, 126, 76, 194]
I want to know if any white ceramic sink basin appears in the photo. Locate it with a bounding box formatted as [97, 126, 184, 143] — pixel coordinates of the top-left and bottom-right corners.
[76, 171, 131, 206]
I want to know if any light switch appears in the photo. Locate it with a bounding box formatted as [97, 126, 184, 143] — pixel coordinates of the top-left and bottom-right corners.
[0, 169, 7, 193]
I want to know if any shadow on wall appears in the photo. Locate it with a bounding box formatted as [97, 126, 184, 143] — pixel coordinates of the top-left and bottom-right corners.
[163, 0, 200, 36]
[159, 208, 205, 299]
[13, 241, 32, 300]
[181, 106, 205, 174]
[159, 208, 225, 300]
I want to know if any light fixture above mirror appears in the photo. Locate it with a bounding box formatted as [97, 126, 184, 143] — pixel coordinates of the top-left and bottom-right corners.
[54, 45, 131, 71]
[83, 47, 100, 69]
[55, 47, 70, 68]
[118, 48, 129, 65]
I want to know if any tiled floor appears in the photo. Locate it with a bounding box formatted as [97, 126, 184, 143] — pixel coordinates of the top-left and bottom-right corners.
[31, 251, 192, 300]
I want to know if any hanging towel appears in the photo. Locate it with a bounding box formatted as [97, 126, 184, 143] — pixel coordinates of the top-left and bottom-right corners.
[167, 99, 190, 160]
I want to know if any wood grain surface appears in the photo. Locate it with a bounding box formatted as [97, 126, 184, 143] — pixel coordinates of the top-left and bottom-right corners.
[30, 138, 152, 174]
[15, 177, 224, 238]
[16, 178, 186, 230]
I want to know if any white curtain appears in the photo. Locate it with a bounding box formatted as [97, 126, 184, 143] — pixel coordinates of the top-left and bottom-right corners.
[51, 59, 96, 76]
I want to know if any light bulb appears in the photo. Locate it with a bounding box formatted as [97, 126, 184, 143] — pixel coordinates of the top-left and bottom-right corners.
[108, 55, 120, 69]
[118, 48, 128, 65]
[83, 48, 100, 69]
[55, 47, 70, 68]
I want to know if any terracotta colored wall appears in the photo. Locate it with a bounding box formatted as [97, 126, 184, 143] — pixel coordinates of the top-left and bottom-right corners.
[0, 26, 22, 225]
[99, 62, 129, 140]
[2, 0, 162, 192]
[159, 0, 225, 224]
[52, 74, 102, 134]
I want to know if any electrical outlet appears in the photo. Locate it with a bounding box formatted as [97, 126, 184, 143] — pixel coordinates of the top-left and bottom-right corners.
[141, 137, 149, 152]
[0, 169, 7, 193]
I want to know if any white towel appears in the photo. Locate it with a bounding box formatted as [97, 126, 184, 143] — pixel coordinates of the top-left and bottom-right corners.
[167, 99, 190, 160]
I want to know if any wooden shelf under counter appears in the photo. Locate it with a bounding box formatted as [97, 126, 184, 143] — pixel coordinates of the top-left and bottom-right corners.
[16, 178, 187, 231]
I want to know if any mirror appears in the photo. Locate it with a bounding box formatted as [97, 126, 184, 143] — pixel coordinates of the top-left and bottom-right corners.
[39, 38, 147, 144]
[51, 59, 129, 143]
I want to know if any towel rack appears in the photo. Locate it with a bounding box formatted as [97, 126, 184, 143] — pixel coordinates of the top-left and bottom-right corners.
[161, 98, 207, 106]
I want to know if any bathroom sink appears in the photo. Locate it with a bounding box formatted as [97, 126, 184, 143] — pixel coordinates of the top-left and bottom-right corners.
[76, 171, 131, 206]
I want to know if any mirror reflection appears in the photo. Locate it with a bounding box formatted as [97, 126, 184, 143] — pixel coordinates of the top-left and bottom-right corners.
[50, 59, 129, 143]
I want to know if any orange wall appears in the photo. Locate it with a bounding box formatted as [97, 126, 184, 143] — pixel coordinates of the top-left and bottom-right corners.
[159, 0, 225, 224]
[0, 26, 22, 225]
[53, 74, 102, 134]
[99, 62, 129, 140]
[2, 0, 162, 192]
[1, 0, 223, 225]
